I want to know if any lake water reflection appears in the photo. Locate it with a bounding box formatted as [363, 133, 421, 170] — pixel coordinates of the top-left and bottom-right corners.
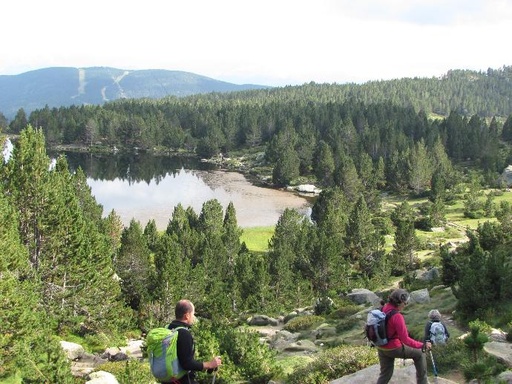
[53, 151, 312, 230]
[88, 168, 311, 230]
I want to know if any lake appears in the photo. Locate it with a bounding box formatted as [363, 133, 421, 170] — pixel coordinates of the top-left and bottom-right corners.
[53, 151, 312, 230]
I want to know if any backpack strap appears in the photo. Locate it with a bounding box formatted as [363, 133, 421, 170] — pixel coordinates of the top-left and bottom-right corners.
[385, 309, 399, 340]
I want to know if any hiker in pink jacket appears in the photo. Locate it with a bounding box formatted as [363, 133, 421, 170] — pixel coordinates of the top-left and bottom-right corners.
[376, 289, 432, 384]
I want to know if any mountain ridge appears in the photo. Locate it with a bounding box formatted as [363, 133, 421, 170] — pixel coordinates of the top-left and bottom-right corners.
[0, 66, 270, 119]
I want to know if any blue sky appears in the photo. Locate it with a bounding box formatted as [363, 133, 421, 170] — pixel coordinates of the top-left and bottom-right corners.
[1, 0, 511, 86]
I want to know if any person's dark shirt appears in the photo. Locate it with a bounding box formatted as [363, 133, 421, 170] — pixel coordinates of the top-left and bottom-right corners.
[167, 320, 203, 372]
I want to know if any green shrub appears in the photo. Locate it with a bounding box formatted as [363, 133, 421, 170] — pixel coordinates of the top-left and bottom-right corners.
[194, 321, 282, 384]
[468, 319, 492, 335]
[286, 345, 378, 384]
[98, 360, 154, 384]
[428, 338, 469, 373]
[283, 315, 325, 332]
[330, 305, 361, 319]
[218, 327, 282, 384]
[506, 322, 512, 342]
[462, 355, 506, 383]
[335, 317, 360, 333]
[82, 333, 114, 354]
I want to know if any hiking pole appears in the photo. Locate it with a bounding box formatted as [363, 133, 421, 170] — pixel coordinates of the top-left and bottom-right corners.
[212, 370, 217, 384]
[429, 349, 439, 384]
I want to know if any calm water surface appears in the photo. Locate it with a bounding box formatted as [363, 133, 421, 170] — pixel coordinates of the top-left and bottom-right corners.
[9, 143, 312, 229]
[88, 168, 311, 229]
[47, 151, 312, 229]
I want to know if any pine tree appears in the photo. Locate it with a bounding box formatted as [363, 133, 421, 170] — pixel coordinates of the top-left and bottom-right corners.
[102, 209, 124, 261]
[234, 247, 270, 312]
[166, 203, 201, 266]
[272, 144, 300, 187]
[222, 202, 242, 311]
[3, 126, 52, 270]
[310, 188, 351, 294]
[43, 156, 129, 334]
[268, 209, 305, 308]
[152, 233, 192, 324]
[0, 167, 73, 381]
[116, 219, 155, 310]
[345, 195, 384, 277]
[313, 140, 335, 186]
[144, 219, 160, 253]
[390, 201, 418, 274]
[197, 199, 231, 319]
[334, 156, 362, 202]
[501, 114, 512, 142]
[408, 139, 433, 195]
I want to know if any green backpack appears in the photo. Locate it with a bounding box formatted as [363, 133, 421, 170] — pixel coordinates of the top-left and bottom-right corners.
[146, 327, 187, 381]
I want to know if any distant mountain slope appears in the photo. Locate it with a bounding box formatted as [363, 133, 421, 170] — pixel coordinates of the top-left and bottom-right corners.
[0, 67, 270, 119]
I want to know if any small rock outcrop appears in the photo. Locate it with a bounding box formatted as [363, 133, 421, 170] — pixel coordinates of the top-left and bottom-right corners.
[330, 359, 458, 384]
[61, 339, 143, 379]
[346, 288, 380, 305]
[484, 341, 512, 367]
[60, 341, 86, 360]
[85, 371, 119, 384]
[247, 314, 280, 326]
[409, 288, 430, 304]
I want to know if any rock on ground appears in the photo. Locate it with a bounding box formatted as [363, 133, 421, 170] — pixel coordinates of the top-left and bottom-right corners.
[330, 359, 459, 384]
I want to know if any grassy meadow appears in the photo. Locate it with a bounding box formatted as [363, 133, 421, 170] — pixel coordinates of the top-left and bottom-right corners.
[241, 188, 512, 256]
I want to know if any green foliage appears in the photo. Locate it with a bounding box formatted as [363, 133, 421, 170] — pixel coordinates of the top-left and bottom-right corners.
[330, 304, 361, 319]
[192, 320, 282, 384]
[506, 322, 512, 342]
[286, 345, 379, 384]
[81, 333, 124, 354]
[5, 83, 512, 382]
[314, 296, 335, 315]
[97, 360, 154, 384]
[462, 356, 506, 384]
[283, 315, 325, 333]
[116, 219, 155, 311]
[428, 338, 469, 374]
[468, 319, 493, 335]
[335, 317, 360, 333]
[459, 320, 505, 383]
[15, 333, 74, 383]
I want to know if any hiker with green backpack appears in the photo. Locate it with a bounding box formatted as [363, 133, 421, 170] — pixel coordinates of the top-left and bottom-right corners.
[376, 289, 432, 384]
[147, 299, 221, 384]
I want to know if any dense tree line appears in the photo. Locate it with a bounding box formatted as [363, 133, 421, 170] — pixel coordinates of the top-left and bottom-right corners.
[6, 86, 512, 196]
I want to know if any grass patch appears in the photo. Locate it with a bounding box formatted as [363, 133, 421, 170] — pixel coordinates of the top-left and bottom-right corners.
[275, 355, 315, 377]
[240, 226, 274, 252]
[403, 288, 464, 342]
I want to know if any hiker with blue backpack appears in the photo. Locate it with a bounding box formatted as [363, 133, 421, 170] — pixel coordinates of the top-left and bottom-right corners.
[148, 299, 222, 384]
[376, 289, 432, 384]
[424, 309, 450, 345]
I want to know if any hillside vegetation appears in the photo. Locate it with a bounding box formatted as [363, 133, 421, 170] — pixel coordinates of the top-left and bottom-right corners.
[2, 65, 512, 383]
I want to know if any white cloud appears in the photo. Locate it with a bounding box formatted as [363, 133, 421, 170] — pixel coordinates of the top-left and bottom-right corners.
[1, 0, 511, 86]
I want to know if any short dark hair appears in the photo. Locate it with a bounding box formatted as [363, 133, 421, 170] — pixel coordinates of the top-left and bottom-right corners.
[175, 299, 194, 320]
